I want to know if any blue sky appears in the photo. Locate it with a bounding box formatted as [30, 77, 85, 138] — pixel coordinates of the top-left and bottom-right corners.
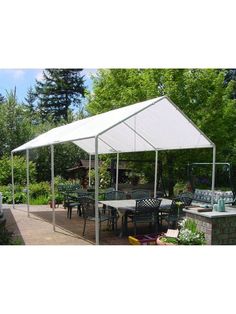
[0, 69, 96, 103]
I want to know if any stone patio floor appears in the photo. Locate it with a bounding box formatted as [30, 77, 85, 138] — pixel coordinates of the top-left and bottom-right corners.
[3, 204, 130, 245]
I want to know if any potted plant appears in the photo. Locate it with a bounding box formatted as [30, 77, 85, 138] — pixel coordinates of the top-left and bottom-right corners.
[177, 218, 206, 245]
[156, 218, 206, 245]
[156, 236, 179, 245]
[48, 194, 62, 208]
[156, 228, 179, 245]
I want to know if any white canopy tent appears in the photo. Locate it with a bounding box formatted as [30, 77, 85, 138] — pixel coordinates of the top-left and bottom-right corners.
[12, 96, 216, 244]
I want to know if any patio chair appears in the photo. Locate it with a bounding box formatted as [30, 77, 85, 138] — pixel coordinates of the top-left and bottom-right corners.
[102, 190, 125, 230]
[79, 196, 114, 237]
[64, 190, 89, 218]
[104, 190, 126, 200]
[161, 198, 185, 229]
[125, 197, 162, 235]
[131, 189, 151, 199]
[178, 192, 193, 206]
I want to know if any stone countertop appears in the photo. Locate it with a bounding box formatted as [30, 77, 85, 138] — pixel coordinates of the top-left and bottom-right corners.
[183, 206, 236, 219]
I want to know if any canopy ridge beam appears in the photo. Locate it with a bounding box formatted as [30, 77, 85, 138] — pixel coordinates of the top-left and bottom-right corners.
[123, 121, 157, 150]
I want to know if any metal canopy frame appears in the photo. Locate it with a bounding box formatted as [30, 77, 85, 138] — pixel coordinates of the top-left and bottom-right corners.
[189, 159, 234, 197]
[11, 96, 215, 245]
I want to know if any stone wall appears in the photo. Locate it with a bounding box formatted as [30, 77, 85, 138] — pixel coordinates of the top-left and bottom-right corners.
[185, 212, 236, 245]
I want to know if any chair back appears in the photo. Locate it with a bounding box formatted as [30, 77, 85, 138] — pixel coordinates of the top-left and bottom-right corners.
[104, 190, 126, 200]
[131, 189, 151, 199]
[105, 187, 116, 193]
[79, 196, 95, 219]
[135, 198, 162, 222]
[180, 195, 192, 206]
[178, 193, 193, 206]
[58, 184, 80, 194]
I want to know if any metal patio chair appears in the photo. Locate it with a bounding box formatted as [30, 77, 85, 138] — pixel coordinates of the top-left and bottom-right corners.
[125, 197, 162, 235]
[79, 196, 114, 237]
[131, 189, 151, 199]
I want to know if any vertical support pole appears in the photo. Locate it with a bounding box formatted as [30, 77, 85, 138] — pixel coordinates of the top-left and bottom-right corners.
[51, 145, 56, 231]
[88, 154, 91, 187]
[95, 136, 99, 245]
[116, 152, 119, 191]
[26, 149, 30, 217]
[11, 152, 15, 209]
[211, 145, 216, 206]
[154, 150, 158, 198]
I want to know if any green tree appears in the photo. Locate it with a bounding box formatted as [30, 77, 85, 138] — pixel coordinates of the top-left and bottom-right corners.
[87, 69, 236, 196]
[32, 142, 87, 182]
[0, 89, 33, 156]
[24, 86, 36, 113]
[0, 93, 5, 104]
[0, 155, 36, 185]
[35, 69, 86, 122]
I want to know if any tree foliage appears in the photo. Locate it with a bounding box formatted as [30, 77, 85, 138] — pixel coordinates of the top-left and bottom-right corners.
[0, 90, 33, 156]
[87, 69, 236, 195]
[34, 69, 86, 122]
[0, 155, 36, 185]
[24, 86, 36, 113]
[0, 69, 236, 194]
[0, 93, 5, 103]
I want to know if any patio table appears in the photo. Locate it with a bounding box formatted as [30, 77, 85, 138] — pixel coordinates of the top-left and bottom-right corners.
[99, 198, 172, 237]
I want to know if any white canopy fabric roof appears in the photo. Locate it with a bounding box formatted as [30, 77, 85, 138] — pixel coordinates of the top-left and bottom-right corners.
[12, 96, 214, 154]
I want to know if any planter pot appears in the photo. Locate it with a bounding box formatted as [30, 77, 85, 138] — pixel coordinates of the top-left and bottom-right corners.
[156, 236, 177, 245]
[49, 201, 58, 208]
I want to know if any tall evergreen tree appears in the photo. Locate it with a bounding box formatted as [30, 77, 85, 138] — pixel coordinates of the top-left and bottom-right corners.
[224, 69, 236, 99]
[0, 93, 5, 104]
[24, 86, 36, 112]
[35, 69, 86, 122]
[0, 89, 33, 155]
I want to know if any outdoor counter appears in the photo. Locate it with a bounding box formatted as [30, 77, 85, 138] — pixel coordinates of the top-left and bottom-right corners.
[183, 206, 236, 245]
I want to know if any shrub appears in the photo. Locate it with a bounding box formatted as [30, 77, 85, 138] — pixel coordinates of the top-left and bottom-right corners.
[0, 185, 12, 203]
[178, 218, 206, 245]
[0, 225, 22, 245]
[0, 155, 36, 185]
[54, 175, 67, 187]
[29, 181, 51, 199]
[174, 181, 189, 196]
[14, 192, 27, 204]
[30, 195, 49, 205]
[89, 160, 111, 189]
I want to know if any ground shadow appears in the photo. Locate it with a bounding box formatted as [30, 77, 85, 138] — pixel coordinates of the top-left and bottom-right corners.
[3, 208, 25, 244]
[32, 209, 130, 245]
